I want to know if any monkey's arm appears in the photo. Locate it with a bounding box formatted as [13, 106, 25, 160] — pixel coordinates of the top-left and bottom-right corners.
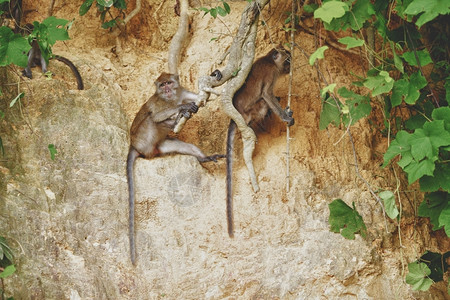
[153, 102, 197, 124]
[262, 91, 295, 126]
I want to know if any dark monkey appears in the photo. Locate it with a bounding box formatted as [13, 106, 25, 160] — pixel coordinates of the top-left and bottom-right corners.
[127, 72, 224, 265]
[0, 0, 22, 33]
[22, 24, 84, 90]
[226, 47, 294, 237]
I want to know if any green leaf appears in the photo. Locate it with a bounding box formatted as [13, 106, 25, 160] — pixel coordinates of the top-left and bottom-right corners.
[402, 50, 433, 67]
[9, 92, 24, 108]
[438, 203, 450, 236]
[320, 83, 336, 97]
[418, 191, 448, 230]
[379, 190, 399, 219]
[432, 106, 450, 132]
[338, 37, 364, 49]
[210, 8, 217, 18]
[114, 0, 127, 9]
[406, 262, 433, 291]
[48, 144, 57, 160]
[0, 237, 13, 262]
[328, 199, 367, 240]
[97, 0, 114, 8]
[0, 265, 16, 278]
[391, 42, 404, 73]
[319, 93, 341, 130]
[101, 19, 117, 29]
[420, 163, 450, 192]
[223, 1, 231, 14]
[382, 130, 413, 167]
[0, 26, 31, 67]
[314, 1, 349, 24]
[404, 158, 435, 184]
[363, 71, 394, 96]
[404, 0, 450, 28]
[216, 6, 227, 17]
[338, 87, 371, 126]
[304, 4, 318, 13]
[41, 16, 70, 44]
[0, 137, 4, 157]
[79, 0, 94, 16]
[309, 46, 328, 65]
[405, 72, 427, 104]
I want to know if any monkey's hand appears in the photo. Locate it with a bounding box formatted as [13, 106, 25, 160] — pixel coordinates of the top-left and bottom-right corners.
[285, 107, 295, 126]
[179, 102, 199, 119]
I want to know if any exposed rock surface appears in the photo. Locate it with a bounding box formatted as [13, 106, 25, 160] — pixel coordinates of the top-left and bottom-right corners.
[0, 1, 448, 299]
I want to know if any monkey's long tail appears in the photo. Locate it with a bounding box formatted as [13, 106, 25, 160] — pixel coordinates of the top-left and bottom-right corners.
[53, 55, 84, 90]
[127, 147, 139, 265]
[226, 119, 237, 238]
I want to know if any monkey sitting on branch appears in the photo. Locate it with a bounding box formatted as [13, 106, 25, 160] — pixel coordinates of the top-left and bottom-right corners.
[226, 47, 294, 238]
[127, 72, 224, 265]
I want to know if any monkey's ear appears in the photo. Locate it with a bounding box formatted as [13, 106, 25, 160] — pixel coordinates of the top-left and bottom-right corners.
[173, 74, 180, 82]
[272, 50, 280, 61]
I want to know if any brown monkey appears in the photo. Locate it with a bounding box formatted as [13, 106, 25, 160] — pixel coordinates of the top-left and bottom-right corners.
[21, 24, 84, 90]
[226, 47, 294, 237]
[127, 72, 224, 265]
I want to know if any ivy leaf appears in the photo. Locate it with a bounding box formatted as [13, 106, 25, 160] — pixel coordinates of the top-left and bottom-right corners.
[309, 46, 328, 65]
[338, 37, 364, 49]
[432, 106, 450, 131]
[405, 72, 427, 104]
[320, 83, 336, 97]
[363, 71, 394, 96]
[391, 78, 409, 107]
[402, 50, 433, 67]
[319, 93, 341, 130]
[41, 16, 70, 44]
[404, 0, 450, 28]
[379, 191, 399, 219]
[420, 163, 450, 192]
[438, 203, 450, 236]
[328, 199, 367, 240]
[418, 191, 448, 230]
[0, 26, 31, 67]
[405, 262, 433, 291]
[339, 87, 371, 126]
[0, 265, 16, 279]
[314, 1, 349, 24]
[382, 130, 413, 167]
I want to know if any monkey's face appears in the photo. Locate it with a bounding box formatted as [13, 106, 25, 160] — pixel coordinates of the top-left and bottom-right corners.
[274, 48, 291, 74]
[156, 74, 180, 101]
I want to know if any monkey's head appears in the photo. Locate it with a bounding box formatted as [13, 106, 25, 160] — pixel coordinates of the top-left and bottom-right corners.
[155, 72, 180, 100]
[270, 48, 291, 74]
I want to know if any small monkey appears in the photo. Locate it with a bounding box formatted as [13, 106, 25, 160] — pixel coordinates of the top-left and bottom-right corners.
[127, 72, 224, 265]
[226, 47, 294, 237]
[21, 24, 84, 90]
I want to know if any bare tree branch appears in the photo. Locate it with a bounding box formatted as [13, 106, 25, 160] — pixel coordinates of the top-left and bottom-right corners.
[168, 0, 189, 74]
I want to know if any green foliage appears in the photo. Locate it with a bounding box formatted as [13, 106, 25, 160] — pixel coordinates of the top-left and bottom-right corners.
[309, 46, 328, 65]
[0, 26, 30, 67]
[403, 0, 450, 28]
[0, 17, 70, 68]
[198, 1, 231, 19]
[328, 199, 367, 239]
[338, 36, 364, 49]
[406, 251, 450, 292]
[0, 236, 15, 279]
[405, 262, 434, 291]
[48, 144, 57, 160]
[418, 192, 449, 231]
[79, 0, 127, 29]
[319, 92, 341, 130]
[379, 190, 399, 219]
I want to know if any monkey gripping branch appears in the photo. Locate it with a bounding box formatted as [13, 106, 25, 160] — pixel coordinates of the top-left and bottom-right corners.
[172, 0, 270, 193]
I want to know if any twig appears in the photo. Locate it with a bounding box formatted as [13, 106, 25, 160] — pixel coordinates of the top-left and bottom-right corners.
[168, 0, 188, 74]
[286, 0, 296, 193]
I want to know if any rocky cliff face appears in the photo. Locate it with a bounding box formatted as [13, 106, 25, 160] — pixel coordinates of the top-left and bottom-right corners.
[0, 1, 447, 299]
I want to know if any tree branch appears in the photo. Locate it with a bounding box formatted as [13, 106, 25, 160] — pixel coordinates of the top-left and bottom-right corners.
[168, 0, 189, 74]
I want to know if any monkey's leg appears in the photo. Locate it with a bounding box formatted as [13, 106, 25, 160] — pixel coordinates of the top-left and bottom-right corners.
[158, 139, 223, 162]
